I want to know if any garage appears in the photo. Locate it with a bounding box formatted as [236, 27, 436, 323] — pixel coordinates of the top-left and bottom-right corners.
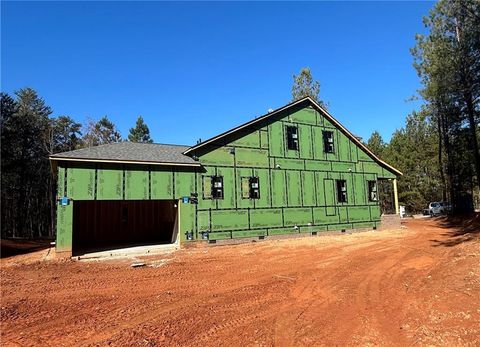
[72, 200, 178, 256]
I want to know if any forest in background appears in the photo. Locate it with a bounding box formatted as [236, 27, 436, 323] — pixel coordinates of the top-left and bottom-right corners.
[1, 0, 479, 238]
[0, 88, 152, 238]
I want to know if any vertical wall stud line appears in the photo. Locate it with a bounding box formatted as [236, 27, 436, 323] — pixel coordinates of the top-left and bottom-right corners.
[311, 125, 315, 160]
[209, 208, 212, 232]
[148, 165, 152, 200]
[267, 123, 273, 208]
[194, 171, 198, 239]
[94, 163, 98, 200]
[233, 147, 238, 210]
[300, 170, 304, 207]
[285, 170, 289, 207]
[297, 124, 300, 159]
[122, 164, 126, 200]
[64, 162, 68, 197]
[172, 169, 176, 199]
[351, 171, 356, 206]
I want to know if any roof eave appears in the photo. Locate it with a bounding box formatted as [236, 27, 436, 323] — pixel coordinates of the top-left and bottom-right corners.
[49, 156, 202, 167]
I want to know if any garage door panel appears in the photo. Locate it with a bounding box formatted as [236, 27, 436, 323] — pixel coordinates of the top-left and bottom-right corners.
[72, 200, 177, 255]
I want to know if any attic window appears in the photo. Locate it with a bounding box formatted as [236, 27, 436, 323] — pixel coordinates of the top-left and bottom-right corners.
[336, 179, 347, 203]
[211, 176, 224, 199]
[323, 131, 334, 153]
[286, 126, 299, 151]
[368, 180, 378, 202]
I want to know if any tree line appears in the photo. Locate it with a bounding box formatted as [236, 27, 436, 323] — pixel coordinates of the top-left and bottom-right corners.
[388, 0, 479, 213]
[293, 1, 479, 214]
[0, 88, 154, 238]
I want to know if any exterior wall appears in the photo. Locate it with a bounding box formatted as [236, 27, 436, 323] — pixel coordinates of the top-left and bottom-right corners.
[189, 103, 395, 241]
[55, 163, 197, 253]
[55, 102, 397, 253]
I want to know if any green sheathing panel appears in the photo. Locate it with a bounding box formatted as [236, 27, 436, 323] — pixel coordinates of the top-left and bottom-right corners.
[57, 166, 66, 197]
[337, 131, 351, 162]
[284, 208, 312, 226]
[198, 146, 234, 166]
[217, 167, 235, 209]
[348, 206, 372, 222]
[232, 229, 267, 238]
[179, 202, 194, 242]
[289, 107, 318, 125]
[370, 205, 381, 221]
[353, 173, 367, 205]
[253, 169, 271, 208]
[268, 121, 284, 157]
[268, 227, 300, 235]
[197, 210, 210, 232]
[299, 124, 314, 159]
[250, 209, 283, 228]
[198, 166, 216, 210]
[271, 170, 287, 207]
[275, 158, 304, 170]
[236, 148, 269, 167]
[380, 168, 396, 179]
[260, 131, 269, 149]
[56, 204, 73, 252]
[312, 126, 325, 160]
[313, 207, 339, 225]
[230, 130, 260, 148]
[350, 140, 359, 162]
[210, 210, 248, 231]
[302, 171, 316, 206]
[125, 165, 149, 200]
[209, 231, 232, 240]
[236, 168, 254, 209]
[175, 169, 195, 198]
[97, 165, 123, 200]
[363, 162, 383, 176]
[151, 168, 173, 199]
[328, 223, 353, 231]
[286, 171, 302, 206]
[66, 165, 95, 200]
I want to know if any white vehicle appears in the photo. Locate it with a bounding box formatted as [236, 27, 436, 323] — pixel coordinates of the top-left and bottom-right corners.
[427, 201, 451, 216]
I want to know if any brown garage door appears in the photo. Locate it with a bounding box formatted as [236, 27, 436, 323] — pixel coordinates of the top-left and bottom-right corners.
[72, 200, 177, 255]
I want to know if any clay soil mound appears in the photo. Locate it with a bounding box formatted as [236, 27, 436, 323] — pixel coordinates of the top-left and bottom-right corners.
[1, 217, 479, 346]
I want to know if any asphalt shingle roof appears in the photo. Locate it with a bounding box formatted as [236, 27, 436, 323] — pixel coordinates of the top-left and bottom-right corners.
[50, 142, 199, 166]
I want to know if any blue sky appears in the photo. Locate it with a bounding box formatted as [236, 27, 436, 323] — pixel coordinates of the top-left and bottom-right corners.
[2, 1, 432, 145]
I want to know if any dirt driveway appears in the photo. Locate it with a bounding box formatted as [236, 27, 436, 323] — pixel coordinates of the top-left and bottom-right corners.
[1, 217, 479, 346]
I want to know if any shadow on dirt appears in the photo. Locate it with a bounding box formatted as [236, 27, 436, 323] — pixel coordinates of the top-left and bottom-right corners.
[1, 239, 53, 258]
[430, 213, 480, 247]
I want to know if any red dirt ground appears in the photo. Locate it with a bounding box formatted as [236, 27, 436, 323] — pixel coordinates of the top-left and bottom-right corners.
[1, 217, 479, 346]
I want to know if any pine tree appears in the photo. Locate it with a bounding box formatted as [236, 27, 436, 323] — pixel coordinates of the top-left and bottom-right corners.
[128, 116, 153, 143]
[1, 88, 53, 237]
[291, 67, 328, 109]
[412, 0, 480, 212]
[366, 131, 386, 158]
[82, 116, 122, 147]
[50, 116, 82, 153]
